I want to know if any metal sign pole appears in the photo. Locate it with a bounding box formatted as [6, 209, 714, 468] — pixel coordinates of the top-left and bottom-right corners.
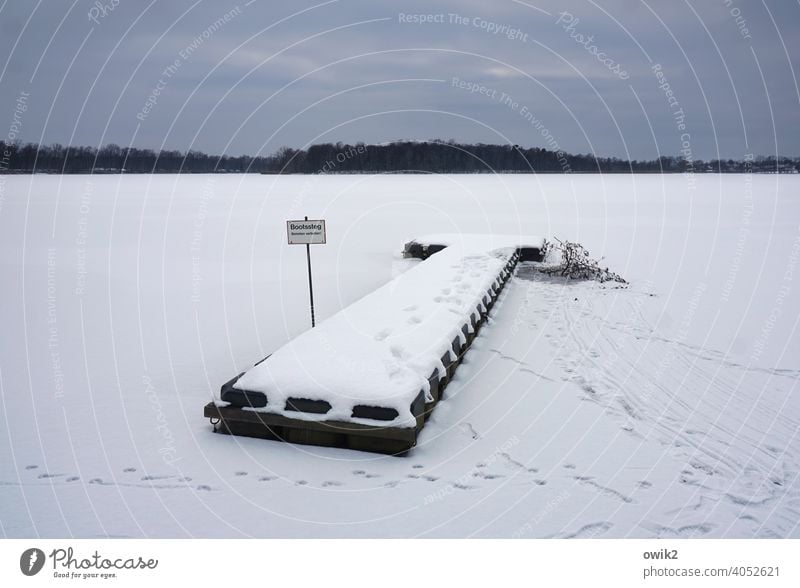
[287, 215, 324, 329]
[304, 215, 316, 328]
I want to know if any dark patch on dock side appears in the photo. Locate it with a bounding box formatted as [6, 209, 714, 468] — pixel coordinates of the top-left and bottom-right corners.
[285, 398, 332, 415]
[351, 405, 399, 421]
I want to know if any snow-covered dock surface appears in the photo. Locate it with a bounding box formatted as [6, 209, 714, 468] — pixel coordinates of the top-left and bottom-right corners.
[2, 174, 799, 538]
[234, 234, 541, 427]
[408, 233, 545, 252]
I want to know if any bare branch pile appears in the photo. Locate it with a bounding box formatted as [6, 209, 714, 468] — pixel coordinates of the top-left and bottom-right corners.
[539, 238, 628, 285]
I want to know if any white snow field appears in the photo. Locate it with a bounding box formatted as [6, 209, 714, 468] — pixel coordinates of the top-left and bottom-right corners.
[1, 173, 799, 538]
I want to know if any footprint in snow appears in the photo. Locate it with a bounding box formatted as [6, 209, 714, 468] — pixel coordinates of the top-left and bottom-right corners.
[412, 464, 424, 469]
[637, 481, 652, 489]
[364, 474, 381, 479]
[25, 465, 38, 470]
[321, 481, 342, 487]
[452, 483, 476, 490]
[459, 422, 481, 440]
[403, 305, 418, 312]
[352, 470, 365, 476]
[689, 462, 716, 476]
[123, 467, 136, 473]
[564, 522, 612, 539]
[390, 346, 406, 359]
[500, 452, 537, 473]
[474, 472, 504, 480]
[422, 475, 439, 482]
[295, 480, 308, 486]
[66, 476, 79, 482]
[652, 523, 713, 538]
[37, 473, 63, 479]
[407, 316, 422, 325]
[234, 471, 248, 477]
[196, 485, 212, 491]
[563, 463, 576, 470]
[374, 329, 392, 341]
[258, 476, 276, 482]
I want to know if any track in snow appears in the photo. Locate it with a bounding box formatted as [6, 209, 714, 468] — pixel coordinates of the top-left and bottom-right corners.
[509, 264, 800, 538]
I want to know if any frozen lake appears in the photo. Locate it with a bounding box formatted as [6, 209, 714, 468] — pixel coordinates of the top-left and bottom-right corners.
[1, 173, 799, 537]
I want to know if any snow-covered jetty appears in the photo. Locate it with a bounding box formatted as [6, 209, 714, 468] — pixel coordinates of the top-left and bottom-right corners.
[204, 234, 544, 454]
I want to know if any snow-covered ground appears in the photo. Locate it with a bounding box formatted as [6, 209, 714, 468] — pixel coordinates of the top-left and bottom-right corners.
[1, 173, 798, 538]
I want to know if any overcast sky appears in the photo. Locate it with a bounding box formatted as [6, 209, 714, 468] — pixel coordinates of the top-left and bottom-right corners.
[1, 0, 798, 159]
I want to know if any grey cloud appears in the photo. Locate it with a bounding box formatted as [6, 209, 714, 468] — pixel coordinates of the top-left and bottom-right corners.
[0, 0, 797, 159]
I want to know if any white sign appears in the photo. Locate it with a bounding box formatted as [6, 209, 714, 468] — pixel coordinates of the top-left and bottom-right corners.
[287, 219, 326, 245]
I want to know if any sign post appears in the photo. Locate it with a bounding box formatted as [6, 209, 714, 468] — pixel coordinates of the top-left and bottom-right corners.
[287, 217, 326, 328]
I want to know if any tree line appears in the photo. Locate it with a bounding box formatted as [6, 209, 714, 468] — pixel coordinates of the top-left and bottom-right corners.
[1, 140, 797, 174]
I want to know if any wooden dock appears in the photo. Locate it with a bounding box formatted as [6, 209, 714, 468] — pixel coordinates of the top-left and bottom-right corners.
[205, 240, 542, 454]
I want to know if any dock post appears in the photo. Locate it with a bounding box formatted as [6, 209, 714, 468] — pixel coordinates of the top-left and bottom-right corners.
[305, 215, 316, 328]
